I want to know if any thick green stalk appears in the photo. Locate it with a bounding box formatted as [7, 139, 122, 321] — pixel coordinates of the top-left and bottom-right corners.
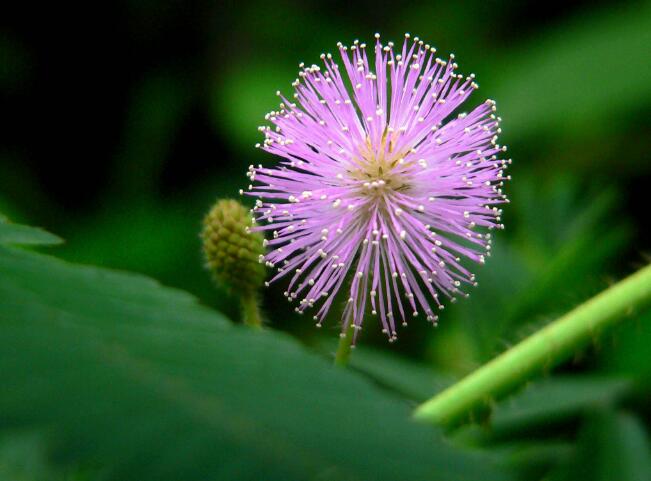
[241, 294, 263, 329]
[334, 324, 355, 366]
[413, 263, 651, 427]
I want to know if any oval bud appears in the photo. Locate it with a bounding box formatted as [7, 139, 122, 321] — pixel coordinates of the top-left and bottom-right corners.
[202, 199, 266, 294]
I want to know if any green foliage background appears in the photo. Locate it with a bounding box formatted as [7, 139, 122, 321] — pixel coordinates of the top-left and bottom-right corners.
[1, 0, 650, 479]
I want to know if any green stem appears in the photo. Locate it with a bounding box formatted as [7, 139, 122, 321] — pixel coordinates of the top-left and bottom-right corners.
[334, 324, 355, 367]
[241, 293, 263, 329]
[413, 263, 651, 427]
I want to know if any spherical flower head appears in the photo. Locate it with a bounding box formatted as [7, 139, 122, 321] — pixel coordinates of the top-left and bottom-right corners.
[246, 34, 510, 342]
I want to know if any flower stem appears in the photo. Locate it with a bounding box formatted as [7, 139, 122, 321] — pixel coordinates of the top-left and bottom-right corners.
[413, 263, 651, 427]
[334, 324, 355, 367]
[241, 293, 263, 329]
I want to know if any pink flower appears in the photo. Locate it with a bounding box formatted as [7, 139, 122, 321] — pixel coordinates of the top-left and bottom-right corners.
[246, 34, 510, 342]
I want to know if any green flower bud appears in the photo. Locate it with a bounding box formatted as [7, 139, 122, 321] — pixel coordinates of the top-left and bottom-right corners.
[202, 199, 266, 296]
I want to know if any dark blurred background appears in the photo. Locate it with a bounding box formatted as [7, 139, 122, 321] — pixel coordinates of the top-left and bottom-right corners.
[1, 0, 650, 369]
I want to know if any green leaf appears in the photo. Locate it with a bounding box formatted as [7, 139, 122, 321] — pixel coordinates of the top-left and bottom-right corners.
[54, 187, 241, 318]
[0, 430, 97, 481]
[0, 215, 62, 246]
[489, 442, 573, 481]
[347, 346, 454, 402]
[488, 376, 631, 435]
[549, 411, 651, 481]
[0, 431, 55, 481]
[0, 239, 510, 480]
[453, 376, 632, 443]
